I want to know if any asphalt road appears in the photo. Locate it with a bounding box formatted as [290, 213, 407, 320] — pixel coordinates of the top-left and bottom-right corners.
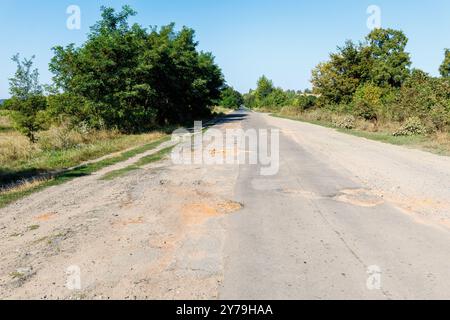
[220, 110, 450, 299]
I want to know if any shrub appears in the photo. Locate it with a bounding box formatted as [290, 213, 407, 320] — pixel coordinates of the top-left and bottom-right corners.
[37, 125, 83, 151]
[351, 83, 384, 120]
[333, 115, 356, 129]
[295, 95, 317, 111]
[393, 117, 427, 136]
[394, 71, 450, 127]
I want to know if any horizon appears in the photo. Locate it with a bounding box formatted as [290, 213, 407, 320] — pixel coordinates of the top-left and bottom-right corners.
[0, 0, 449, 98]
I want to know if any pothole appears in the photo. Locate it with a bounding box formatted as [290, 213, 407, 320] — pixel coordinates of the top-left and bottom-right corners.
[181, 200, 243, 225]
[333, 189, 384, 208]
[34, 212, 58, 222]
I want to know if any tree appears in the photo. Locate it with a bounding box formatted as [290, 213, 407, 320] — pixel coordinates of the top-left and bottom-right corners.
[265, 88, 289, 108]
[366, 28, 411, 88]
[255, 75, 274, 105]
[5, 54, 47, 142]
[311, 40, 372, 105]
[49, 6, 224, 132]
[219, 86, 243, 109]
[440, 49, 450, 78]
[311, 28, 411, 108]
[243, 90, 257, 109]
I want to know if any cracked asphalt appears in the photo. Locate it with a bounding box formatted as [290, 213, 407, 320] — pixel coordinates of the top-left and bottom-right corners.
[220, 110, 450, 299]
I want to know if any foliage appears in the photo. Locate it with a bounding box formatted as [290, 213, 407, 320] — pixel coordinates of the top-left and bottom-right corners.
[294, 95, 317, 110]
[4, 54, 48, 142]
[308, 28, 449, 133]
[393, 117, 427, 136]
[366, 28, 411, 88]
[333, 115, 356, 129]
[351, 83, 384, 120]
[49, 6, 224, 132]
[254, 75, 274, 104]
[440, 49, 450, 78]
[394, 70, 450, 130]
[311, 40, 372, 105]
[219, 86, 243, 109]
[244, 76, 317, 111]
[311, 28, 411, 108]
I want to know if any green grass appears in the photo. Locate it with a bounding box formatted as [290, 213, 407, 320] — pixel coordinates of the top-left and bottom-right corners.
[0, 136, 170, 208]
[1, 133, 169, 184]
[101, 145, 176, 180]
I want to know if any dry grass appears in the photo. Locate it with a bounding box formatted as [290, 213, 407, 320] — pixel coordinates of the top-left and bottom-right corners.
[0, 131, 36, 164]
[0, 114, 12, 129]
[0, 120, 166, 188]
[1, 128, 164, 170]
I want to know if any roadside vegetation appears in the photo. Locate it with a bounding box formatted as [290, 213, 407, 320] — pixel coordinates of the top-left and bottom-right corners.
[0, 5, 238, 204]
[244, 28, 450, 155]
[0, 135, 171, 208]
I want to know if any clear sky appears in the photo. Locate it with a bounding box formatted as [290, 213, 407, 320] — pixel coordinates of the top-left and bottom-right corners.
[0, 0, 449, 98]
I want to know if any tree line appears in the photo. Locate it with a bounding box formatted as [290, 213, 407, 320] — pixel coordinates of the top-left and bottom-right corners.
[245, 28, 450, 134]
[243, 75, 317, 111]
[3, 6, 240, 142]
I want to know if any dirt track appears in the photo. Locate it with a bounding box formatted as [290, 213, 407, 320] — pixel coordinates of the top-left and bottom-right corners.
[0, 121, 242, 299]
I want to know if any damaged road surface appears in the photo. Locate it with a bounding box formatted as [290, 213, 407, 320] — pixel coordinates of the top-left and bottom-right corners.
[2, 110, 450, 299]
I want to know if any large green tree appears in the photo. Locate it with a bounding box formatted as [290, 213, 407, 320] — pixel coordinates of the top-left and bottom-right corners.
[366, 28, 411, 88]
[311, 40, 372, 105]
[49, 6, 224, 132]
[311, 28, 411, 107]
[255, 75, 274, 105]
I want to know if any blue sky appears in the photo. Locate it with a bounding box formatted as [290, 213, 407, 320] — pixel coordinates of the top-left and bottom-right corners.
[0, 0, 449, 98]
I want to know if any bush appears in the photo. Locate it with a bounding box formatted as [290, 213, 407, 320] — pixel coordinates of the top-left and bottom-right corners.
[393, 117, 427, 136]
[333, 115, 356, 129]
[351, 83, 384, 120]
[394, 71, 450, 128]
[37, 125, 84, 151]
[295, 95, 317, 110]
[219, 87, 243, 109]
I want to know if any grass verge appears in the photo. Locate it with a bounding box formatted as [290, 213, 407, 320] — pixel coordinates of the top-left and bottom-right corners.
[101, 145, 176, 181]
[0, 136, 170, 208]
